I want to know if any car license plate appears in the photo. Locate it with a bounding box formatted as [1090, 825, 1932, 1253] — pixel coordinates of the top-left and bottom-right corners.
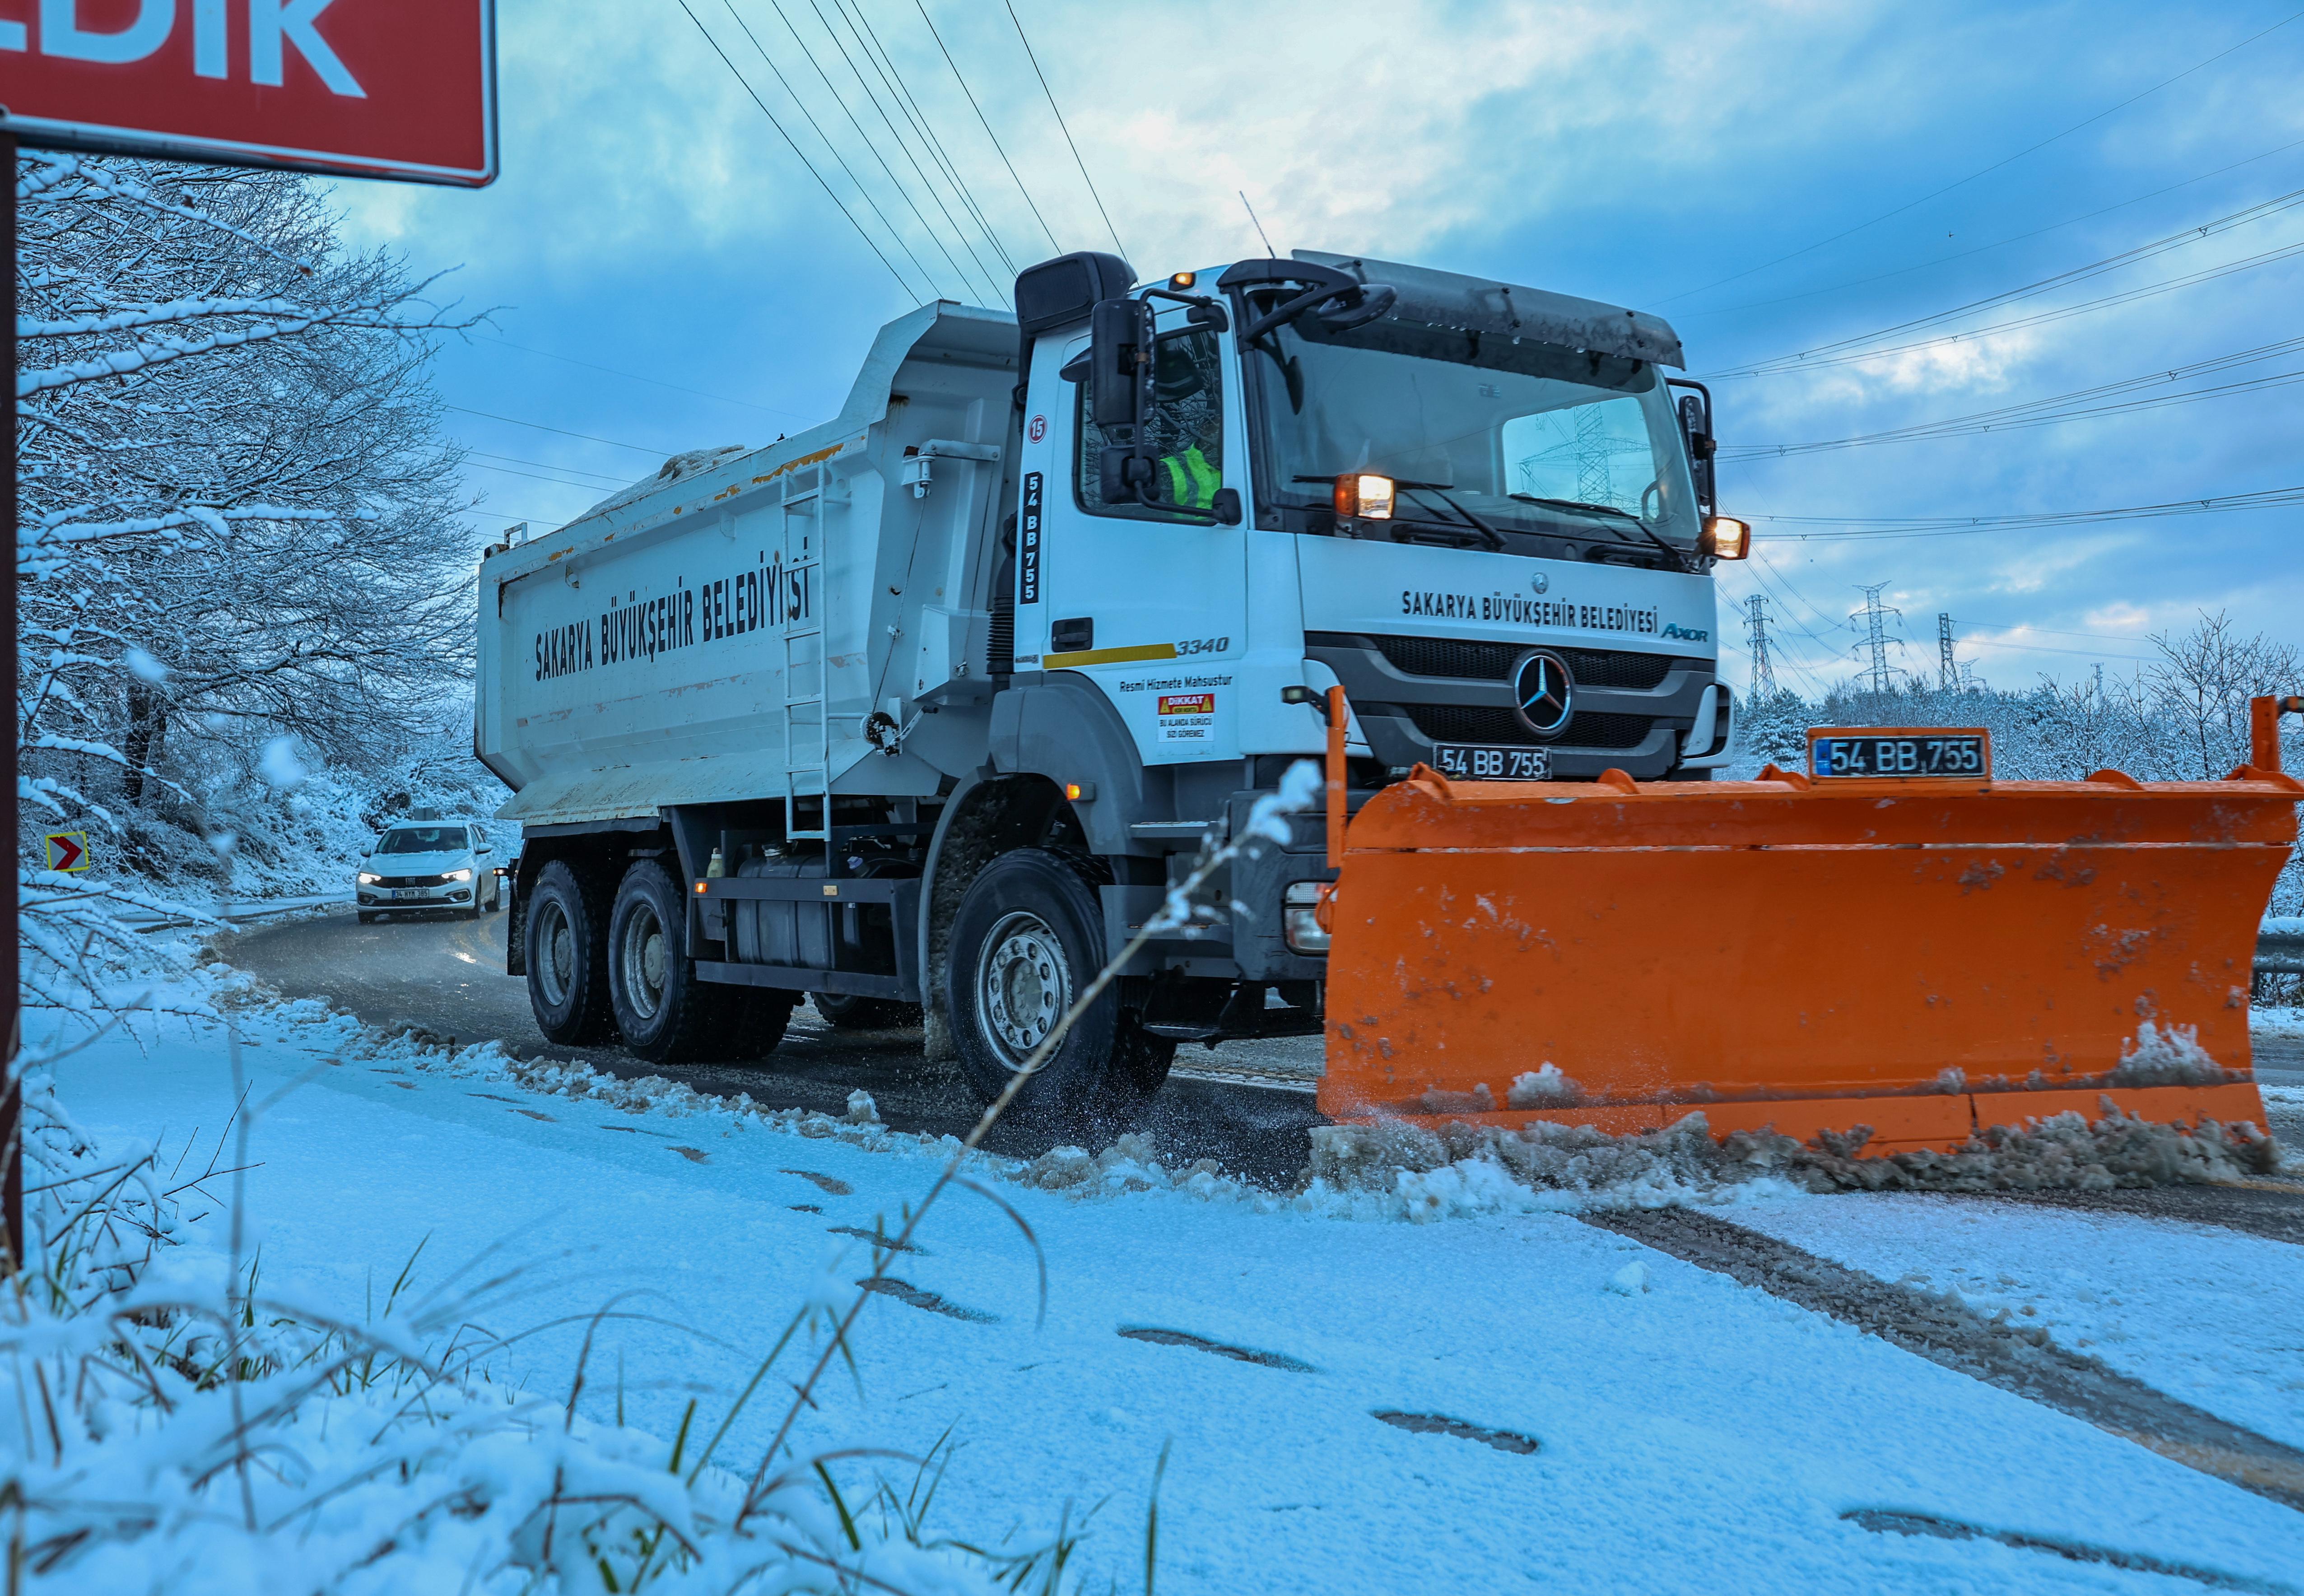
[1433, 743, 1550, 781]
[392, 888, 425, 900]
[1809, 730, 1990, 779]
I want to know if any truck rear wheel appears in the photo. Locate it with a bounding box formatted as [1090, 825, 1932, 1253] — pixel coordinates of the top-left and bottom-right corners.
[526, 859, 617, 1045]
[607, 859, 738, 1065]
[947, 849, 1172, 1128]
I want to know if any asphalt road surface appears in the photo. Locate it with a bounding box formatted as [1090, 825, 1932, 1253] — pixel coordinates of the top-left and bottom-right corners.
[228, 907, 1329, 1182]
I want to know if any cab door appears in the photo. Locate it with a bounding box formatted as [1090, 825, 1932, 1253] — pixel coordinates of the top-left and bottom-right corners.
[1016, 305, 1249, 763]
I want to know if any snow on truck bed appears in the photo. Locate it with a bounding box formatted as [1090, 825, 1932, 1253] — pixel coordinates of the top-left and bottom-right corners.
[44, 982, 2304, 1596]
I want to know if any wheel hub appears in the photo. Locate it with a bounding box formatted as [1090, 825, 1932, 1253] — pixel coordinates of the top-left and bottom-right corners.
[977, 912, 1068, 1064]
[537, 901, 574, 1008]
[622, 904, 666, 1021]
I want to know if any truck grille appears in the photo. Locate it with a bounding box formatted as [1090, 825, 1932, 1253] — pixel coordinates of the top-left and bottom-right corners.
[1317, 632, 1678, 690]
[1409, 705, 1656, 751]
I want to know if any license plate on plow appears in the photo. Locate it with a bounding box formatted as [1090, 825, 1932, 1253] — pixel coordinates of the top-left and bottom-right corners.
[1433, 743, 1550, 780]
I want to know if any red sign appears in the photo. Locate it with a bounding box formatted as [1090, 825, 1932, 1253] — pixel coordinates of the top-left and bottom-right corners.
[0, 1, 496, 186]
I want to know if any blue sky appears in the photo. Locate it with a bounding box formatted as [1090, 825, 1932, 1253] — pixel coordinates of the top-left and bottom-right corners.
[335, 0, 2304, 697]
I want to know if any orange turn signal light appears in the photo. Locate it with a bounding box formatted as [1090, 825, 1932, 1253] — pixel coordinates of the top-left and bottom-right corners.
[1334, 472, 1395, 521]
[1169, 270, 1197, 289]
[1703, 515, 1751, 560]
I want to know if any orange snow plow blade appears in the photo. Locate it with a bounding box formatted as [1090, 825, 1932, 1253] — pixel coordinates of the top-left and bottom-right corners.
[1317, 706, 2302, 1154]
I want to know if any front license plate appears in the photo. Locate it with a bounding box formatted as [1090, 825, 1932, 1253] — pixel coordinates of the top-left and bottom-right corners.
[1809, 731, 1990, 779]
[392, 888, 426, 900]
[1434, 743, 1551, 781]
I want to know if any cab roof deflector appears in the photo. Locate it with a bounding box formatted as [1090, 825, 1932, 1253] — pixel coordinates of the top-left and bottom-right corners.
[1292, 249, 1684, 369]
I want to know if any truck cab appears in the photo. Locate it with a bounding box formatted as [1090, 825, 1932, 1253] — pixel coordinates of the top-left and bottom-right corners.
[477, 249, 1745, 1128]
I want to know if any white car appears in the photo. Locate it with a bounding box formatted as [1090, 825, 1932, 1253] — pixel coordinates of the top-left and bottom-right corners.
[355, 822, 504, 923]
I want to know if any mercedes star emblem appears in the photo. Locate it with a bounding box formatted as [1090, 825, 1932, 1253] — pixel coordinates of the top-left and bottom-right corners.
[1512, 649, 1575, 740]
[1531, 572, 1550, 594]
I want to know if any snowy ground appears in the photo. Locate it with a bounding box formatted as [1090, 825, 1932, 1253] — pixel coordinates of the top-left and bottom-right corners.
[39, 969, 2304, 1594]
[1731, 1193, 2304, 1452]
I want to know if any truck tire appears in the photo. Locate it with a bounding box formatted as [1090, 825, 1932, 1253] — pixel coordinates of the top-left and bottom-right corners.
[812, 992, 923, 1030]
[526, 858, 618, 1046]
[947, 848, 1173, 1128]
[718, 988, 800, 1060]
[606, 859, 732, 1065]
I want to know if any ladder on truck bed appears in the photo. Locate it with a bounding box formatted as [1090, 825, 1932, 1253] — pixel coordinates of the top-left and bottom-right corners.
[780, 486, 830, 847]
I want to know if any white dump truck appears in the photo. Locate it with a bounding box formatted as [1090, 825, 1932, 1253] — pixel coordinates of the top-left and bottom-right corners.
[475, 250, 1750, 1123]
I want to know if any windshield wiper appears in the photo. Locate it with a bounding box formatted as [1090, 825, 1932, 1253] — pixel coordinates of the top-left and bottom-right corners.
[1510, 494, 1690, 571]
[1293, 475, 1506, 551]
[1398, 484, 1507, 552]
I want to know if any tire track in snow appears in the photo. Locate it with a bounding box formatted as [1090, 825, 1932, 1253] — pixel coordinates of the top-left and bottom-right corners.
[1585, 1207, 2304, 1513]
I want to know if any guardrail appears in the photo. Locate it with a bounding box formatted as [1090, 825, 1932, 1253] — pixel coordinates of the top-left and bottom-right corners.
[2261, 917, 2304, 975]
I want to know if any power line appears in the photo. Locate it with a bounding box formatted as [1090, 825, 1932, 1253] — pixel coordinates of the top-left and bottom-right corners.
[1676, 130, 2304, 322]
[830, 0, 1020, 278]
[1722, 334, 2304, 458]
[911, 0, 1061, 255]
[676, 0, 923, 301]
[1753, 484, 2304, 540]
[715, 0, 954, 300]
[463, 449, 632, 486]
[464, 459, 632, 493]
[445, 405, 680, 456]
[1705, 184, 2304, 379]
[1002, 0, 1127, 259]
[769, 0, 999, 302]
[471, 333, 816, 419]
[1652, 6, 2304, 306]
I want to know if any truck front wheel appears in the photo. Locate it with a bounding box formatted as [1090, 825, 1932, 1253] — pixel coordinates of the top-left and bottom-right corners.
[606, 859, 736, 1065]
[947, 849, 1172, 1128]
[526, 859, 618, 1045]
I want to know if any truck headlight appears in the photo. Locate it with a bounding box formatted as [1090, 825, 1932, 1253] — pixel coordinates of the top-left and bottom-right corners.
[444, 868, 474, 883]
[1702, 515, 1751, 560]
[1284, 881, 1331, 954]
[357, 872, 380, 885]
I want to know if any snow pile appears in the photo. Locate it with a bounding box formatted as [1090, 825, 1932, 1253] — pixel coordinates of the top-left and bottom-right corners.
[1014, 1132, 1232, 1198]
[2106, 1020, 2231, 1088]
[1795, 1107, 2283, 1190]
[5, 1061, 1073, 1594]
[1303, 1114, 1806, 1219]
[1298, 1103, 2283, 1219]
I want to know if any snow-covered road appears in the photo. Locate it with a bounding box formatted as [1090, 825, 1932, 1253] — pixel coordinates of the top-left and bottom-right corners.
[50, 989, 2304, 1595]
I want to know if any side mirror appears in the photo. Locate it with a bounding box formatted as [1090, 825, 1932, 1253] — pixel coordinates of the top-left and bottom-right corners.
[1099, 443, 1153, 503]
[1315, 282, 1396, 333]
[1089, 297, 1153, 431]
[1670, 381, 1717, 518]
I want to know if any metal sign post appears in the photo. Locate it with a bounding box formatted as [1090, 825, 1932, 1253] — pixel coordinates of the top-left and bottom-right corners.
[2, 3, 499, 1272]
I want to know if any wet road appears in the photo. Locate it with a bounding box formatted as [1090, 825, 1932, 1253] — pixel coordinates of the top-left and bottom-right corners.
[226, 907, 1330, 1182]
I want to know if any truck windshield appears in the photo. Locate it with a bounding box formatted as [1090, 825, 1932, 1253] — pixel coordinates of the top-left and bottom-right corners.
[1243, 315, 1701, 548]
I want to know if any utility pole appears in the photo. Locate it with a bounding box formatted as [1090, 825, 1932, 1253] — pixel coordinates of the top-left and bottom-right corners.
[1849, 584, 1903, 697]
[1744, 594, 1777, 698]
[1937, 613, 1957, 690]
[1573, 404, 1611, 506]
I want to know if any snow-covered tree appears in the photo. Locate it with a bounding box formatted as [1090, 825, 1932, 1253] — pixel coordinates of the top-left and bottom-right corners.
[15, 154, 480, 889]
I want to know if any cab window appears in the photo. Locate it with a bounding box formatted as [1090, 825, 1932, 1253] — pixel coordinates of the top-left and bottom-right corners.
[1075, 327, 1224, 520]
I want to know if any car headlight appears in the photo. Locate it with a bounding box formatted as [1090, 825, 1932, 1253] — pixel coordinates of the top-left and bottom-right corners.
[357, 872, 380, 885]
[444, 868, 474, 883]
[1284, 881, 1331, 954]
